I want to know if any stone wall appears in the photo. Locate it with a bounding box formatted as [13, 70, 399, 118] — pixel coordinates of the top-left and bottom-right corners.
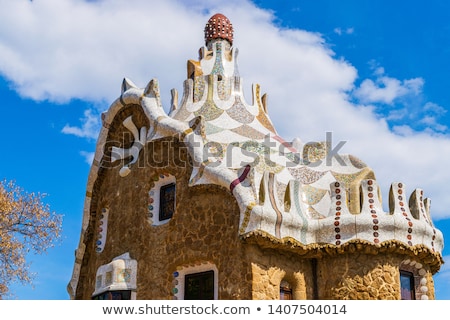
[247, 246, 314, 299]
[76, 116, 255, 298]
[316, 252, 435, 300]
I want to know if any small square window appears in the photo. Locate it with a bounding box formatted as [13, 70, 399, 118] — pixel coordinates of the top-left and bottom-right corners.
[400, 270, 415, 300]
[159, 183, 176, 221]
[184, 270, 215, 300]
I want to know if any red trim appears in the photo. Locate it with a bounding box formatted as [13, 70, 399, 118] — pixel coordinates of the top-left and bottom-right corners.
[273, 135, 298, 153]
[230, 165, 251, 192]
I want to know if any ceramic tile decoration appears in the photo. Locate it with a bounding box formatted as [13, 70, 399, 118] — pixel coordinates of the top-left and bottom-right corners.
[92, 253, 137, 298]
[93, 12, 444, 251]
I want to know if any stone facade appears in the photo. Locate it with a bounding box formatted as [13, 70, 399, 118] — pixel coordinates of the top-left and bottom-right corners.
[317, 253, 434, 300]
[68, 13, 444, 300]
[74, 126, 254, 299]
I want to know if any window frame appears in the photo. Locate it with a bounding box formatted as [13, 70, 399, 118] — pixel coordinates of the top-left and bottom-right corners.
[400, 270, 415, 300]
[159, 182, 176, 222]
[172, 263, 218, 300]
[184, 270, 215, 300]
[148, 174, 177, 226]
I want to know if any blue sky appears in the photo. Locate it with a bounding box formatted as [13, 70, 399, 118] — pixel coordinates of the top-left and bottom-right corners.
[1, 0, 450, 299]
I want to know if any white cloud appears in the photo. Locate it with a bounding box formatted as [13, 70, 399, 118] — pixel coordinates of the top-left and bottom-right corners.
[392, 125, 415, 136]
[421, 115, 440, 127]
[420, 102, 448, 132]
[61, 108, 100, 139]
[0, 0, 205, 103]
[1, 0, 450, 221]
[334, 27, 354, 35]
[353, 66, 447, 134]
[354, 75, 424, 105]
[386, 108, 408, 121]
[79, 151, 94, 165]
[434, 255, 450, 296]
[424, 102, 447, 116]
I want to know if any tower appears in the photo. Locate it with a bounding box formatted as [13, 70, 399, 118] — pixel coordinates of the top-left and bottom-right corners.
[68, 13, 443, 300]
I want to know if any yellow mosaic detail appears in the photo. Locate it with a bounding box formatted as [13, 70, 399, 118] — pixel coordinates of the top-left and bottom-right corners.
[239, 202, 256, 234]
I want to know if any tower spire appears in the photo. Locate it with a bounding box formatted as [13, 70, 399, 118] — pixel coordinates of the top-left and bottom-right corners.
[204, 13, 234, 46]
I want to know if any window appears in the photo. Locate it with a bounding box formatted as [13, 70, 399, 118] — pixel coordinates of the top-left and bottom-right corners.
[159, 183, 176, 221]
[400, 270, 415, 300]
[184, 270, 215, 300]
[92, 290, 131, 300]
[172, 263, 218, 300]
[280, 280, 293, 300]
[148, 174, 176, 226]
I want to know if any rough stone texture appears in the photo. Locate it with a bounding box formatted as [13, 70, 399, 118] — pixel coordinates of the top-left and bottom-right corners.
[425, 272, 436, 299]
[317, 253, 435, 300]
[248, 246, 313, 300]
[76, 112, 254, 299]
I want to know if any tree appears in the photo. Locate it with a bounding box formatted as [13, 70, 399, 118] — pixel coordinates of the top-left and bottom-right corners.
[0, 180, 62, 297]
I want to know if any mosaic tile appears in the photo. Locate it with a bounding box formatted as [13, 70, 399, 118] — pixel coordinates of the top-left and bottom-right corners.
[211, 42, 225, 75]
[217, 78, 231, 100]
[301, 185, 328, 205]
[105, 271, 113, 286]
[230, 124, 266, 140]
[331, 171, 365, 189]
[226, 96, 254, 124]
[96, 275, 102, 289]
[288, 167, 327, 185]
[194, 100, 223, 121]
[193, 77, 206, 103]
[254, 84, 276, 133]
[349, 154, 367, 169]
[302, 142, 328, 163]
[117, 268, 132, 283]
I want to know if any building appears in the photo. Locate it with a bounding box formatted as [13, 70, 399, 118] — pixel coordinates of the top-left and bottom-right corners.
[67, 13, 444, 300]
